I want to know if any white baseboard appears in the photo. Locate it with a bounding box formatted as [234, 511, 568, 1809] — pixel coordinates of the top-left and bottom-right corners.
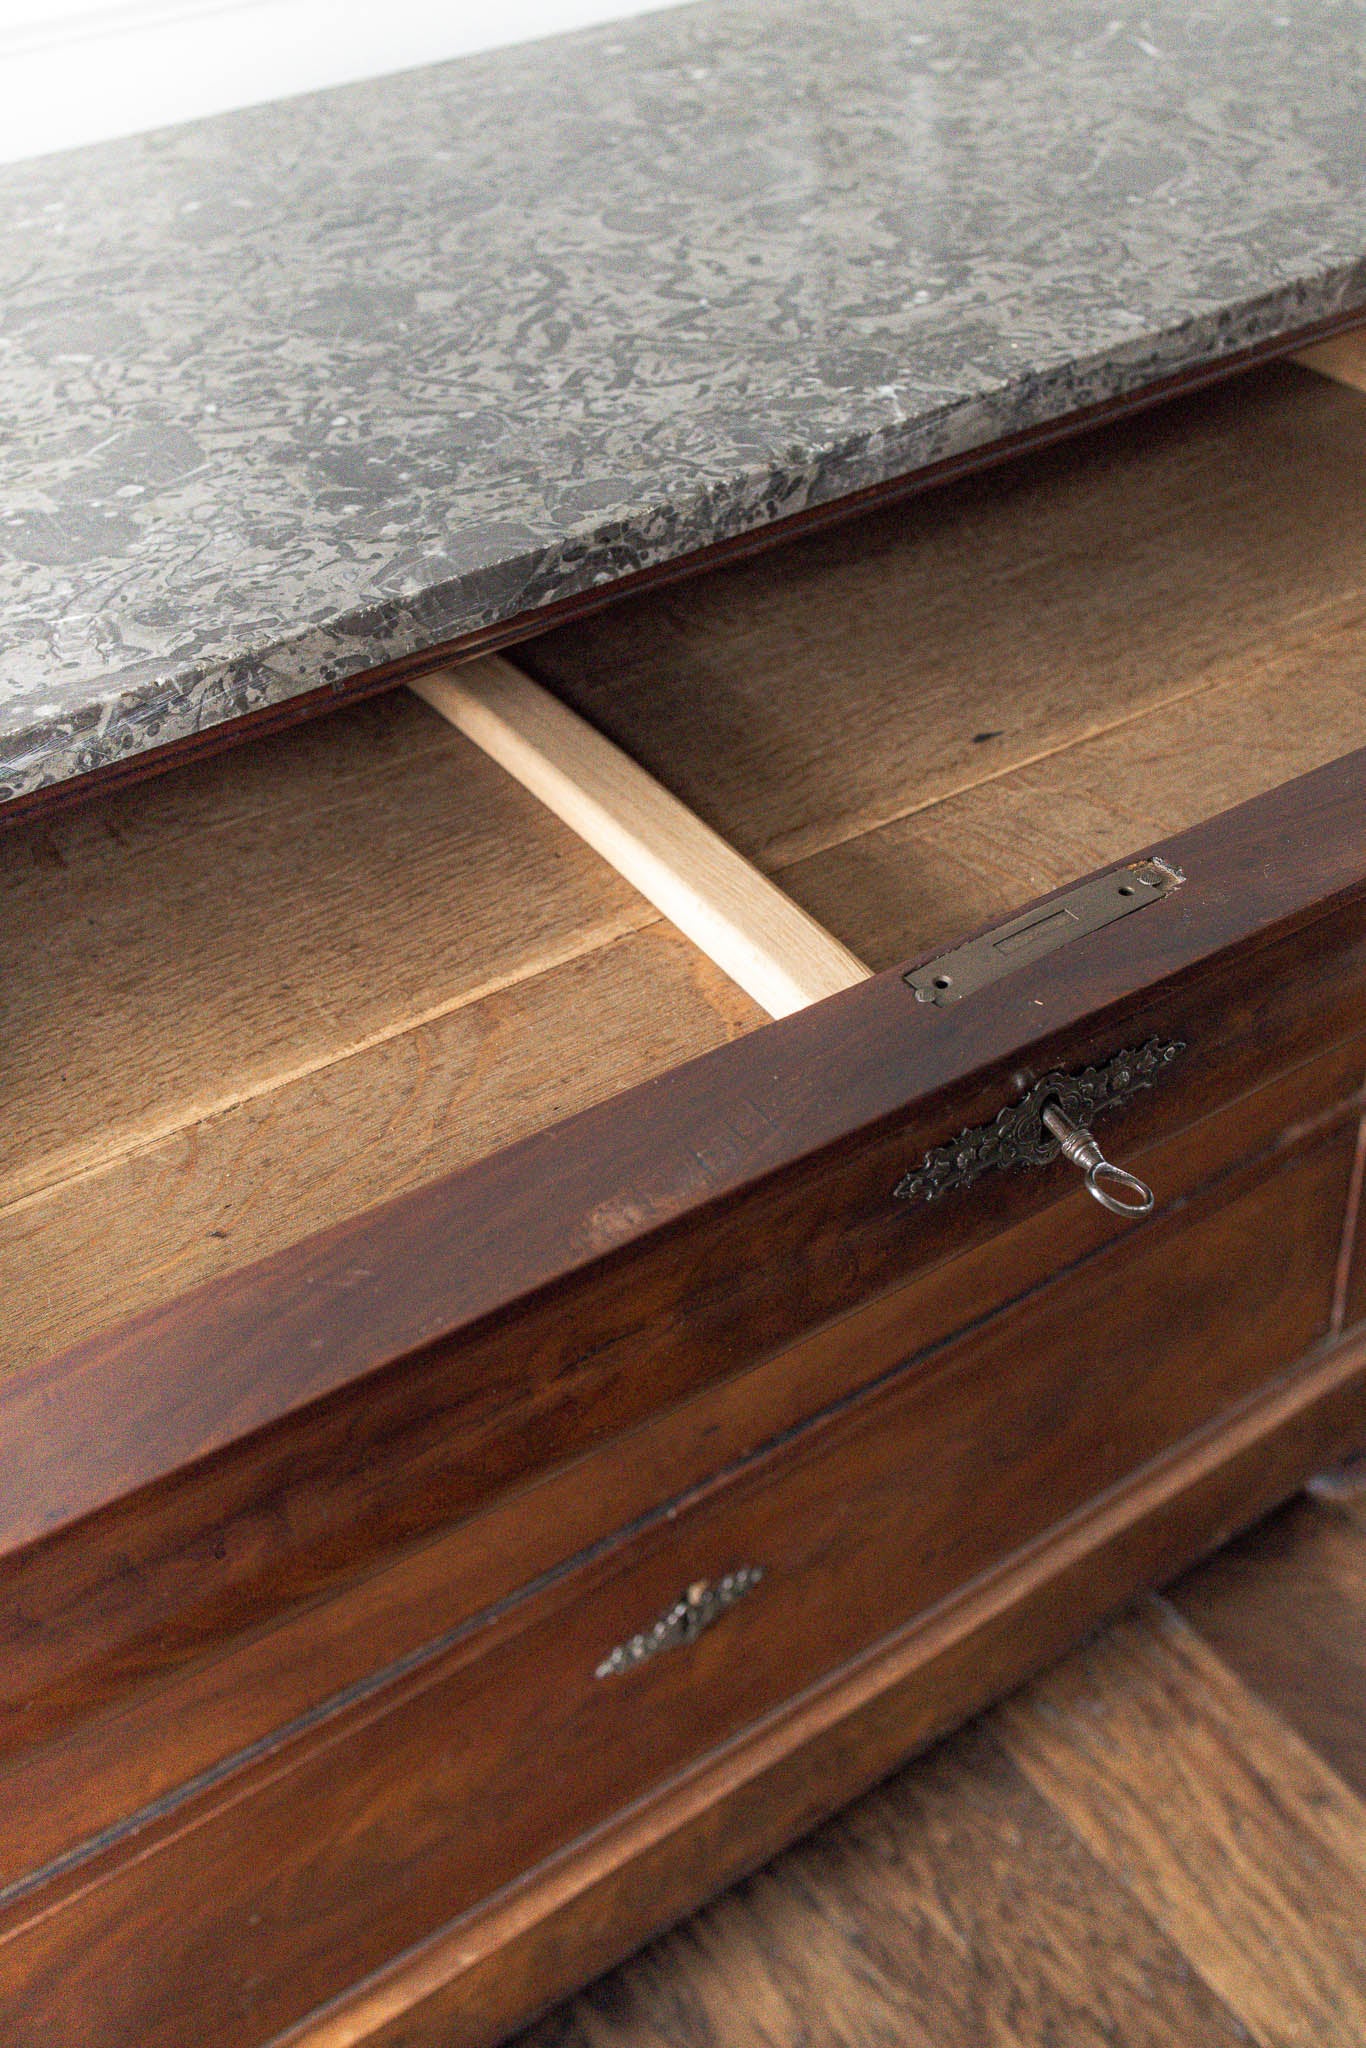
[0, 0, 688, 165]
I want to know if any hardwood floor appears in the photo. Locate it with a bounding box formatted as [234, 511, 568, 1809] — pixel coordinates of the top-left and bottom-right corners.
[514, 1482, 1366, 2048]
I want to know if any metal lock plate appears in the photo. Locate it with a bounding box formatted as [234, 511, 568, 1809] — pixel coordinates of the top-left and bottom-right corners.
[905, 859, 1183, 1007]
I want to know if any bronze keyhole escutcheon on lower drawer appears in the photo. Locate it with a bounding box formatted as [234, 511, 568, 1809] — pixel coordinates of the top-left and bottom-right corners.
[894, 1039, 1184, 1215]
[595, 1568, 765, 1679]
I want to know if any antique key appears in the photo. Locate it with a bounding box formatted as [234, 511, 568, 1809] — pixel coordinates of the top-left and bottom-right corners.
[1040, 1100, 1155, 1216]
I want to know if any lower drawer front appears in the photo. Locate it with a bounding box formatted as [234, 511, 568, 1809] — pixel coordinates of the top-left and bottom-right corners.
[7, 1121, 1355, 2048]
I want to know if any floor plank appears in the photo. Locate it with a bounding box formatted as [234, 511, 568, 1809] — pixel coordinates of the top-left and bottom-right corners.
[997, 1597, 1366, 2048]
[518, 1723, 1249, 2048]
[1169, 1496, 1366, 1801]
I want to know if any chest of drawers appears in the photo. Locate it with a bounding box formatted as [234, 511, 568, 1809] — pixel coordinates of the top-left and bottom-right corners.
[3, 338, 1365, 2046]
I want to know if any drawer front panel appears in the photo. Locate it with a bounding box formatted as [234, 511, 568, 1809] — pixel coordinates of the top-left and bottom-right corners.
[4, 1121, 1353, 2048]
[6, 868, 1366, 1768]
[3, 1033, 1362, 1904]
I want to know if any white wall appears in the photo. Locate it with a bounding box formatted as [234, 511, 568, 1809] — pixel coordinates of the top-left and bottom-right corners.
[0, 0, 687, 164]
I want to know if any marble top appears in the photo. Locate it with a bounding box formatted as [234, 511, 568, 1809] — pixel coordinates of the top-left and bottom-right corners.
[3, 0, 1366, 804]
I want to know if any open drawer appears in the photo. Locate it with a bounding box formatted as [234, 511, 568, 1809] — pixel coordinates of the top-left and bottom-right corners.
[3, 350, 1366, 2047]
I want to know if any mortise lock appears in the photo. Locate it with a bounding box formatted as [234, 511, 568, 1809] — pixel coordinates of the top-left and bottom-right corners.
[894, 1038, 1183, 1217]
[905, 861, 1183, 1007]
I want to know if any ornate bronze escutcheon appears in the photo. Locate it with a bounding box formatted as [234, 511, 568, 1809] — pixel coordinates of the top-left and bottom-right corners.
[595, 1567, 765, 1679]
[894, 1038, 1185, 1211]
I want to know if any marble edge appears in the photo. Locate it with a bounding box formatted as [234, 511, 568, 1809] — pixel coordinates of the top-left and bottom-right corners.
[6, 260, 1363, 808]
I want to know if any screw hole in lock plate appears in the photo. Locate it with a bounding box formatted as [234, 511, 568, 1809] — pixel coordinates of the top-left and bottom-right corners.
[893, 1038, 1184, 1210]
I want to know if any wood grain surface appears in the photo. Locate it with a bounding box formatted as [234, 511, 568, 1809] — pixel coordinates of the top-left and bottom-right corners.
[528, 364, 1366, 876]
[1, 695, 763, 1371]
[1169, 1494, 1366, 1799]
[518, 1725, 1252, 2048]
[0, 1129, 1349, 2042]
[0, 1033, 1358, 1895]
[785, 618, 1366, 972]
[1298, 329, 1366, 393]
[3, 924, 760, 1374]
[281, 1339, 1366, 2048]
[3, 694, 645, 1206]
[998, 1600, 1366, 2048]
[1345, 1115, 1366, 1335]
[0, 1129, 1359, 2048]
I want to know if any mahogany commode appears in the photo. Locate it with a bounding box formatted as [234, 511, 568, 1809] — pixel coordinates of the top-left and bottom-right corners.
[3, 326, 1366, 2046]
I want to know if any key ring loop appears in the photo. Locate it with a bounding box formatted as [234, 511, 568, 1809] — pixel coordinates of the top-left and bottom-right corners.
[1084, 1158, 1155, 1217]
[1041, 1100, 1156, 1219]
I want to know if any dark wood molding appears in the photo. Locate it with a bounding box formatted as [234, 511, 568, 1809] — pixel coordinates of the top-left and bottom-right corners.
[1342, 1116, 1366, 1334]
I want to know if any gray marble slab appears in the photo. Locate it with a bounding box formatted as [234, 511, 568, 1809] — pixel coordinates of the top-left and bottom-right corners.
[3, 0, 1366, 803]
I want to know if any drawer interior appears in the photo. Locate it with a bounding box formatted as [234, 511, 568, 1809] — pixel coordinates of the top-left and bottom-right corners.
[0, 703, 765, 1370]
[525, 359, 1366, 971]
[6, 357, 1366, 1371]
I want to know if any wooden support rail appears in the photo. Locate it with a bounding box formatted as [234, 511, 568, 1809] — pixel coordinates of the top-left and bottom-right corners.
[1295, 331, 1366, 393]
[411, 657, 871, 1018]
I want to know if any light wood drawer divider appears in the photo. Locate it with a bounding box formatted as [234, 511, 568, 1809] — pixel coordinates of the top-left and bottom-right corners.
[411, 659, 870, 1017]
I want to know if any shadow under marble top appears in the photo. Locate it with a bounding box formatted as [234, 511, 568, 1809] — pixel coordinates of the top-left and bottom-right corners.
[3, 0, 1366, 804]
